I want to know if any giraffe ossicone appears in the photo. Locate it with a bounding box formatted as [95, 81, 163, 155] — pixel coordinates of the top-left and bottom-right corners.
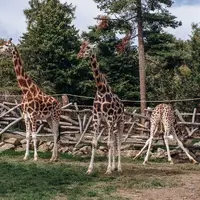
[0, 38, 62, 162]
[78, 40, 125, 174]
[134, 103, 198, 165]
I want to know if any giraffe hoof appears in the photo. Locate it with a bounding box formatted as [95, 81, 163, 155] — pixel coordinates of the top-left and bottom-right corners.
[143, 161, 147, 165]
[86, 169, 92, 175]
[118, 168, 122, 173]
[50, 157, 58, 162]
[105, 169, 112, 175]
[112, 166, 117, 171]
[23, 156, 29, 161]
[169, 161, 174, 165]
[34, 157, 38, 161]
[192, 159, 198, 164]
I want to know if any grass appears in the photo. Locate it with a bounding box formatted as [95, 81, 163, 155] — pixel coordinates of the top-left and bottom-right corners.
[0, 150, 198, 200]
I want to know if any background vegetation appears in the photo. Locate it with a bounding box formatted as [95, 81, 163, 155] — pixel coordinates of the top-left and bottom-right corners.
[1, 0, 200, 110]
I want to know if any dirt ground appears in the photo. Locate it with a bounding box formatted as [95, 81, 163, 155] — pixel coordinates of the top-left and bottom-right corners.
[117, 163, 200, 200]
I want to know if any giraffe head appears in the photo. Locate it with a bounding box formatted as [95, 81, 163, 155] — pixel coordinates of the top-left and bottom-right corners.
[0, 38, 14, 56]
[77, 40, 97, 59]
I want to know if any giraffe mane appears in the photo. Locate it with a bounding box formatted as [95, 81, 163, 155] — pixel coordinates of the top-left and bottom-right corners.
[77, 40, 89, 58]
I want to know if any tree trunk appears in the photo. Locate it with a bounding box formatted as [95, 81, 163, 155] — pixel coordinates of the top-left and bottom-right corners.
[137, 0, 146, 115]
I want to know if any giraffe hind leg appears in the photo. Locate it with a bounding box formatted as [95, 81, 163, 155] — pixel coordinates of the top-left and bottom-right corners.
[172, 128, 198, 164]
[50, 119, 59, 162]
[23, 115, 31, 161]
[163, 133, 173, 164]
[116, 120, 123, 172]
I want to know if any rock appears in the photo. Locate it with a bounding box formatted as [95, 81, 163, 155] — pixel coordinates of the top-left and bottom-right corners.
[0, 142, 4, 147]
[79, 146, 91, 154]
[73, 151, 83, 156]
[0, 144, 15, 152]
[15, 146, 24, 152]
[20, 139, 27, 144]
[121, 144, 132, 151]
[4, 138, 20, 146]
[193, 141, 200, 146]
[38, 143, 49, 152]
[96, 149, 106, 156]
[46, 141, 52, 146]
[121, 150, 140, 157]
[151, 148, 166, 159]
[99, 146, 107, 151]
[59, 146, 69, 153]
[185, 139, 193, 146]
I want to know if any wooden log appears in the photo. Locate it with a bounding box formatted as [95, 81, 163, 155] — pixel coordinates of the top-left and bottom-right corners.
[82, 114, 87, 129]
[123, 121, 135, 142]
[60, 125, 80, 130]
[59, 121, 72, 126]
[0, 116, 23, 135]
[61, 102, 73, 109]
[60, 115, 79, 125]
[3, 101, 19, 106]
[61, 131, 79, 134]
[0, 103, 21, 118]
[74, 116, 92, 147]
[0, 121, 9, 125]
[74, 103, 83, 134]
[1, 117, 19, 121]
[124, 111, 149, 120]
[175, 109, 191, 136]
[177, 122, 200, 126]
[62, 108, 92, 113]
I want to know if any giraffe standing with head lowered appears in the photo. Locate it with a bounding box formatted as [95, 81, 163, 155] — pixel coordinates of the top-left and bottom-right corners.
[78, 40, 124, 174]
[0, 39, 61, 161]
[134, 103, 197, 164]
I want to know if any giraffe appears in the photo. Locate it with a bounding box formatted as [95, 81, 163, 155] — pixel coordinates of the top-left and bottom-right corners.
[0, 38, 61, 161]
[77, 40, 124, 174]
[133, 103, 197, 164]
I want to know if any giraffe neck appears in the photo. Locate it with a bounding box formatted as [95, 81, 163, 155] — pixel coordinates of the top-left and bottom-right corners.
[12, 46, 41, 95]
[90, 54, 111, 95]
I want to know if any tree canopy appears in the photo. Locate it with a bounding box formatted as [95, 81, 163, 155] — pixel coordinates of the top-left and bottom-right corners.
[1, 0, 200, 110]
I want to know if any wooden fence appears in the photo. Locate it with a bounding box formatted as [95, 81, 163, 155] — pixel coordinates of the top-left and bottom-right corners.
[1, 99, 200, 149]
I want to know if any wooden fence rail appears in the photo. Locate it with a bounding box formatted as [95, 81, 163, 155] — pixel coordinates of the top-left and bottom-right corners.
[1, 101, 200, 148]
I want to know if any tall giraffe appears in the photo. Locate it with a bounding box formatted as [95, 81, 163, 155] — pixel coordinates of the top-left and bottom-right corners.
[77, 40, 124, 174]
[0, 39, 61, 161]
[134, 103, 197, 164]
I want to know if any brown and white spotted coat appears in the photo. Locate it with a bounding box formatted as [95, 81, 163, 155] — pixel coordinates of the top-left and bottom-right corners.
[134, 103, 197, 164]
[0, 39, 61, 161]
[78, 40, 124, 174]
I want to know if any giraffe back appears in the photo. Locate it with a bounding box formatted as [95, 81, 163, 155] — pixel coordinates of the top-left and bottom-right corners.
[150, 104, 175, 129]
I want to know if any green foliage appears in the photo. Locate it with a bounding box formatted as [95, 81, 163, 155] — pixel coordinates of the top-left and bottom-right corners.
[0, 39, 19, 94]
[20, 0, 80, 94]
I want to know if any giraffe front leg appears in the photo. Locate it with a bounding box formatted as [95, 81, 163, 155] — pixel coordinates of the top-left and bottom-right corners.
[31, 120, 38, 161]
[32, 131, 38, 161]
[23, 116, 31, 161]
[87, 120, 99, 174]
[117, 121, 123, 172]
[105, 125, 113, 175]
[111, 132, 116, 171]
[50, 120, 59, 162]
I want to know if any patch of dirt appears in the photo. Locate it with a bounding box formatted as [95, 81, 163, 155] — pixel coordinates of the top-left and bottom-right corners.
[118, 165, 200, 200]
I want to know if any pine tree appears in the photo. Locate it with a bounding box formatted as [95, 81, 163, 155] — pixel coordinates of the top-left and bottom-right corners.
[20, 0, 80, 94]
